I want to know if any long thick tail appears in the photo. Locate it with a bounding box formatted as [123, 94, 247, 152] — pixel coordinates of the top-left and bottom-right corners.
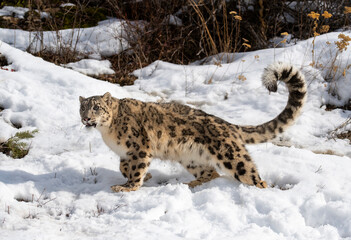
[238, 62, 307, 144]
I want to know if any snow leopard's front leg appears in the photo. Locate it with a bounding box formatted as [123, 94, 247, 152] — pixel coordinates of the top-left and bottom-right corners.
[119, 158, 152, 183]
[111, 148, 152, 192]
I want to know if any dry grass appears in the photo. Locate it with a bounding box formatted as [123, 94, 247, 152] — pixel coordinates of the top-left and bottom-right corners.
[312, 149, 342, 156]
[337, 131, 351, 142]
[329, 117, 351, 145]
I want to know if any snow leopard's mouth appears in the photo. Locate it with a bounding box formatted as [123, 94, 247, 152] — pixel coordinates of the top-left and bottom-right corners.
[84, 122, 97, 128]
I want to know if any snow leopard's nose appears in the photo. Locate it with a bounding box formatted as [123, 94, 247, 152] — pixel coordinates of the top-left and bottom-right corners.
[83, 117, 91, 123]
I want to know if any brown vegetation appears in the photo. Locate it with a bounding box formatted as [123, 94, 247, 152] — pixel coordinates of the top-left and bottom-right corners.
[0, 0, 350, 87]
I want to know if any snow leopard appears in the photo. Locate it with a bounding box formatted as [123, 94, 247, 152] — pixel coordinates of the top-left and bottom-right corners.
[79, 62, 306, 192]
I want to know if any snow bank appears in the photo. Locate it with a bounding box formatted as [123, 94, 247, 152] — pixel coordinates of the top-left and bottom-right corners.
[62, 59, 115, 76]
[0, 18, 130, 58]
[0, 30, 351, 239]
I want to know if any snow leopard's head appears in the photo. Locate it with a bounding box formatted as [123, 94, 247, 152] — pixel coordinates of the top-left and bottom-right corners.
[79, 92, 113, 128]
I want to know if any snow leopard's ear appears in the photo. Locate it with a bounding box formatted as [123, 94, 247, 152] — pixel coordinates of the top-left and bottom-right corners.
[102, 92, 112, 106]
[79, 96, 85, 103]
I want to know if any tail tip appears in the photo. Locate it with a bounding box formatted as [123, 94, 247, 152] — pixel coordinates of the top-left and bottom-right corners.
[266, 83, 278, 92]
[262, 62, 296, 92]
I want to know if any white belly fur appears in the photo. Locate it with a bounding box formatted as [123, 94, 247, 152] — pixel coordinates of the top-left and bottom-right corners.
[152, 140, 213, 167]
[100, 130, 128, 159]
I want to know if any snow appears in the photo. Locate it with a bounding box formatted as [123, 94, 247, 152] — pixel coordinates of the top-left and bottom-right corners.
[60, 3, 76, 8]
[0, 20, 351, 239]
[0, 6, 49, 19]
[0, 6, 30, 19]
[166, 15, 183, 26]
[62, 59, 115, 76]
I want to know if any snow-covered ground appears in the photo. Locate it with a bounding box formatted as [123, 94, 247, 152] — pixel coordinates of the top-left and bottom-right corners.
[0, 19, 351, 239]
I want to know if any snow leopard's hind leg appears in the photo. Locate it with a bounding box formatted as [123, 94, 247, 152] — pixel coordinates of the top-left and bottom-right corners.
[185, 165, 220, 188]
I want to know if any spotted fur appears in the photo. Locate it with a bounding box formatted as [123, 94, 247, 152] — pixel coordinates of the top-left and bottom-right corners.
[79, 62, 306, 192]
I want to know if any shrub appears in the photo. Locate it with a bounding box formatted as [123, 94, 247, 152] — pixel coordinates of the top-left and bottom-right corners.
[0, 130, 38, 159]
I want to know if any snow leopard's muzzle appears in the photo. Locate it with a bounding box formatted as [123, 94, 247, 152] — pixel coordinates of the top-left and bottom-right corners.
[82, 117, 97, 128]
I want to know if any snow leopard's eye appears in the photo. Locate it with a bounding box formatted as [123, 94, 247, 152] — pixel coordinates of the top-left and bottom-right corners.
[93, 105, 99, 111]
[80, 106, 85, 111]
